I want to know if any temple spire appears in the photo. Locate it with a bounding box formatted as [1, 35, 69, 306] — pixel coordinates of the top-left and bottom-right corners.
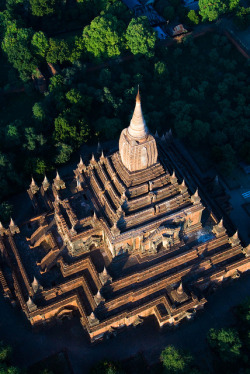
[136, 85, 141, 103]
[128, 89, 148, 140]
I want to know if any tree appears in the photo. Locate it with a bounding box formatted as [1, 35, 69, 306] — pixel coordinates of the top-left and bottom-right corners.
[234, 7, 250, 30]
[2, 23, 38, 81]
[32, 102, 46, 122]
[199, 0, 227, 21]
[187, 10, 200, 25]
[160, 345, 193, 373]
[208, 328, 242, 362]
[91, 360, 123, 374]
[94, 116, 122, 139]
[5, 120, 21, 146]
[46, 38, 71, 64]
[29, 0, 58, 16]
[54, 112, 89, 146]
[55, 143, 73, 164]
[125, 16, 157, 57]
[31, 31, 49, 58]
[191, 120, 210, 145]
[82, 14, 125, 60]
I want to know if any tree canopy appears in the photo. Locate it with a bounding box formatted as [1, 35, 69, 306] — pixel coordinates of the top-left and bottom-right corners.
[125, 16, 157, 57]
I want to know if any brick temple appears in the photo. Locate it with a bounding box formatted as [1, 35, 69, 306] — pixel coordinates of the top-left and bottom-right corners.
[0, 91, 249, 342]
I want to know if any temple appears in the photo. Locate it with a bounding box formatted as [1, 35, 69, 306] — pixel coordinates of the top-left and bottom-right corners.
[0, 91, 249, 343]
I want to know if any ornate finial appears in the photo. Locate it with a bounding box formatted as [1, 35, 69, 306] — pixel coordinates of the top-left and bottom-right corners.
[79, 156, 83, 166]
[53, 171, 65, 190]
[103, 266, 108, 276]
[93, 211, 97, 220]
[233, 230, 239, 239]
[229, 230, 240, 246]
[177, 281, 183, 295]
[32, 276, 41, 293]
[43, 175, 48, 184]
[218, 218, 223, 227]
[30, 177, 39, 194]
[191, 188, 200, 205]
[0, 221, 5, 236]
[10, 218, 15, 226]
[42, 175, 50, 191]
[26, 297, 37, 312]
[136, 85, 141, 103]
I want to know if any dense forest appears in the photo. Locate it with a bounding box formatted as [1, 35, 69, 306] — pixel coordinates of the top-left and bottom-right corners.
[0, 0, 249, 221]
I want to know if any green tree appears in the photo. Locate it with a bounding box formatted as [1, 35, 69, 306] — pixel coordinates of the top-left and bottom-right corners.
[125, 16, 157, 57]
[55, 143, 73, 164]
[29, 0, 58, 16]
[0, 342, 12, 362]
[32, 102, 46, 121]
[5, 120, 21, 146]
[31, 31, 49, 57]
[208, 328, 242, 362]
[160, 345, 193, 373]
[46, 38, 71, 64]
[199, 0, 227, 21]
[82, 14, 125, 60]
[187, 10, 200, 25]
[2, 23, 38, 81]
[234, 7, 250, 30]
[91, 360, 123, 374]
[94, 116, 122, 138]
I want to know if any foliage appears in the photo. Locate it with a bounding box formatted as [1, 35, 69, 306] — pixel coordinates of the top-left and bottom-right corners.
[82, 14, 125, 60]
[160, 345, 193, 373]
[90, 360, 123, 374]
[31, 31, 49, 58]
[207, 328, 242, 363]
[125, 16, 157, 57]
[46, 38, 71, 64]
[2, 23, 38, 81]
[29, 0, 58, 17]
[199, 0, 240, 21]
[187, 10, 200, 25]
[0, 202, 13, 223]
[234, 6, 250, 30]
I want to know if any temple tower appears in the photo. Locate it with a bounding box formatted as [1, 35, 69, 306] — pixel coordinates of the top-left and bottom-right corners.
[119, 89, 158, 172]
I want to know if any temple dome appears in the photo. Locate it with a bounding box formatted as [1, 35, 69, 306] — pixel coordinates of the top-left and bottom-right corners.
[119, 90, 158, 172]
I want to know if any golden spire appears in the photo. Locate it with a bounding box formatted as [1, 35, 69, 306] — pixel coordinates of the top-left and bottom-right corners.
[136, 85, 141, 103]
